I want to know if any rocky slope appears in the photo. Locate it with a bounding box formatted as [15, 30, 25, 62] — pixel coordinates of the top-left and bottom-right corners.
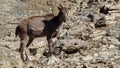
[0, 0, 120, 68]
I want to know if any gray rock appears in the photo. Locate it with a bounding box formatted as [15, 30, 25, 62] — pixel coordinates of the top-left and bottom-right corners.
[107, 37, 120, 45]
[0, 46, 23, 68]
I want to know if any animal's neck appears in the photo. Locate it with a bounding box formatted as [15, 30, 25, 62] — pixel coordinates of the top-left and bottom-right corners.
[50, 12, 63, 28]
[57, 12, 64, 23]
[55, 12, 64, 25]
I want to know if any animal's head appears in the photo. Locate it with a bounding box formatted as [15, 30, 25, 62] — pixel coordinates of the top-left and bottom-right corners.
[58, 5, 68, 22]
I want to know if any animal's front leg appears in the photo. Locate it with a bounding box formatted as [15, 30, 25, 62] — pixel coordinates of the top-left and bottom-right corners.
[47, 36, 54, 56]
[47, 37, 62, 64]
[51, 38, 57, 47]
[51, 38, 60, 55]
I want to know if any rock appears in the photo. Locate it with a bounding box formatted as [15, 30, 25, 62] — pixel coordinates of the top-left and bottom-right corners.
[0, 61, 11, 68]
[94, 17, 107, 28]
[0, 46, 23, 68]
[105, 15, 115, 21]
[107, 37, 120, 45]
[67, 24, 86, 36]
[0, 0, 120, 67]
[24, 62, 35, 68]
[90, 30, 106, 38]
[91, 56, 108, 64]
[47, 56, 61, 65]
[108, 44, 116, 49]
[101, 38, 108, 45]
[65, 56, 80, 62]
[82, 55, 93, 61]
[90, 30, 106, 41]
[92, 35, 103, 41]
[60, 39, 89, 54]
[106, 21, 117, 26]
[63, 46, 80, 54]
[87, 14, 94, 22]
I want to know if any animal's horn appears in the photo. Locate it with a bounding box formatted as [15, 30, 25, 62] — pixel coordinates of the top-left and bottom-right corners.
[58, 5, 62, 10]
[59, 5, 63, 8]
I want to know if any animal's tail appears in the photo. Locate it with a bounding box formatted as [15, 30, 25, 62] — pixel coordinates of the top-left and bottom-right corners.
[15, 26, 19, 37]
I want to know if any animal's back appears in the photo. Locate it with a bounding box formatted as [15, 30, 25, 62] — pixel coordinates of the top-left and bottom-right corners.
[16, 14, 54, 37]
[19, 14, 54, 30]
[27, 14, 54, 31]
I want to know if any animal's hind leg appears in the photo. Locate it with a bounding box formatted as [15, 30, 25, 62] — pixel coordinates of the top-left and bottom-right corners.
[19, 34, 28, 62]
[25, 38, 35, 58]
[26, 38, 34, 48]
[20, 40, 26, 62]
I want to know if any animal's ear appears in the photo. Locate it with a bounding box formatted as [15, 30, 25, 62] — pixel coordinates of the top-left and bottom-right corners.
[59, 5, 63, 8]
[58, 5, 63, 10]
[58, 6, 61, 10]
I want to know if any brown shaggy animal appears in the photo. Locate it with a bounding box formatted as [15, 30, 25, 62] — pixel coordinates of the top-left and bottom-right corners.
[15, 5, 68, 62]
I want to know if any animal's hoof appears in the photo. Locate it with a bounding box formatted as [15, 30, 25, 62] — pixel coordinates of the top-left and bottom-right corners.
[43, 49, 51, 57]
[29, 48, 37, 56]
[26, 57, 30, 61]
[22, 59, 27, 63]
[54, 47, 62, 55]
[22, 58, 28, 62]
[22, 58, 30, 63]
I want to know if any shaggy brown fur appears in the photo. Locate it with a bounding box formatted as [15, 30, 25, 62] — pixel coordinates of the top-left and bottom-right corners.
[15, 5, 68, 62]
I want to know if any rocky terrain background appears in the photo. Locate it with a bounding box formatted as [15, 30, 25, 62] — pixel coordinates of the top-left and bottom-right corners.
[0, 0, 120, 68]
